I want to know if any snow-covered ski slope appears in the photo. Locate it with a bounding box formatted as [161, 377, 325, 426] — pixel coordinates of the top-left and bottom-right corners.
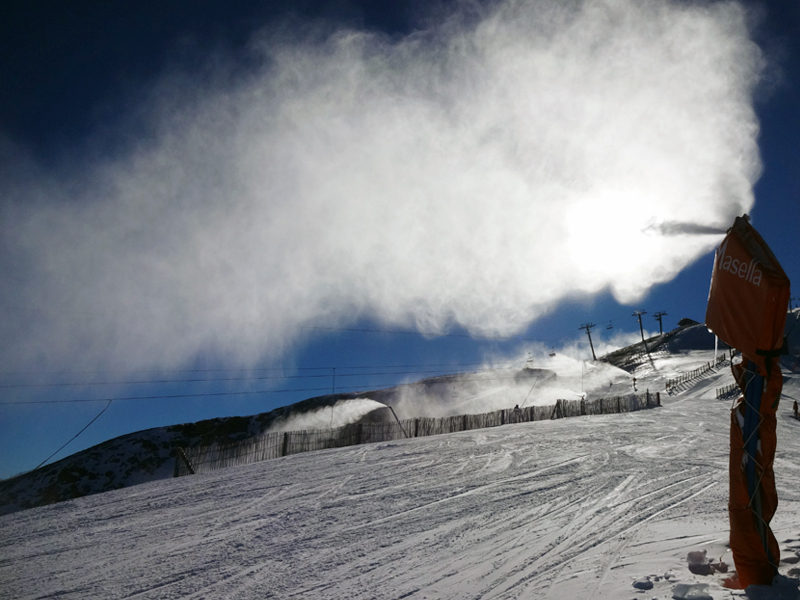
[3, 346, 800, 599]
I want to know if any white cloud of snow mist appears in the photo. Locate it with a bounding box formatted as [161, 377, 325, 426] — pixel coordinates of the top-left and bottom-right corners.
[0, 0, 765, 371]
[267, 398, 385, 432]
[538, 329, 659, 363]
[388, 358, 633, 419]
[390, 330, 655, 418]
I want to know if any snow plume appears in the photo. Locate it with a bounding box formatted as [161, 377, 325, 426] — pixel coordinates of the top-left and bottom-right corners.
[391, 333, 647, 418]
[552, 330, 659, 362]
[267, 398, 386, 432]
[1, 0, 765, 371]
[477, 328, 657, 370]
[391, 370, 537, 418]
[389, 355, 635, 419]
[642, 222, 730, 237]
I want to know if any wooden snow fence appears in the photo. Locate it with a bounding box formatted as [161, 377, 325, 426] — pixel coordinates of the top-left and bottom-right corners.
[715, 382, 739, 400]
[665, 352, 730, 393]
[175, 391, 660, 477]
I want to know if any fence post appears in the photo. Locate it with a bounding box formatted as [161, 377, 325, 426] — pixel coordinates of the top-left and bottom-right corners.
[175, 447, 195, 476]
[463, 414, 468, 431]
[657, 391, 661, 406]
[282, 432, 289, 457]
[551, 400, 563, 420]
[414, 418, 419, 437]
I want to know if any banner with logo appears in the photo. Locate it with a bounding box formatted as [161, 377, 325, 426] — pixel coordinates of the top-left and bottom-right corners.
[706, 216, 789, 373]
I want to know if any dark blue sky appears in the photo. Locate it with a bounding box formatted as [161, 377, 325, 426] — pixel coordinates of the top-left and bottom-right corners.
[1, 1, 418, 155]
[1, 0, 798, 479]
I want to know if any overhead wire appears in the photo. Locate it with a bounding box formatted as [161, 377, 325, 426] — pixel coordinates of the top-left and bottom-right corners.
[0, 317, 644, 408]
[0, 322, 600, 377]
[31, 399, 113, 470]
[0, 370, 579, 405]
[0, 364, 522, 389]
[0, 361, 489, 376]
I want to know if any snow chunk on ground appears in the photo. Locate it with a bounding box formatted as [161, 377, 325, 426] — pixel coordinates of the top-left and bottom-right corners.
[672, 582, 712, 599]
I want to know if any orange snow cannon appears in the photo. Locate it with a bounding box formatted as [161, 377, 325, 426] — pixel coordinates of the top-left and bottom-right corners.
[706, 215, 790, 588]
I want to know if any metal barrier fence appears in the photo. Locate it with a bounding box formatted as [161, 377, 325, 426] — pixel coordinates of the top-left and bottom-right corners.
[175, 391, 661, 477]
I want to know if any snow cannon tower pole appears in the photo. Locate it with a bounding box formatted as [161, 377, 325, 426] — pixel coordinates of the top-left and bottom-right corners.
[705, 215, 791, 588]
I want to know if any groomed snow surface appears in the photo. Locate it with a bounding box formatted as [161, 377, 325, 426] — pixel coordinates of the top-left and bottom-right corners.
[3, 351, 800, 599]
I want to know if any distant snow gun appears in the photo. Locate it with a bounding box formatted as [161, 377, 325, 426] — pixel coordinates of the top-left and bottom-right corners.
[705, 215, 791, 588]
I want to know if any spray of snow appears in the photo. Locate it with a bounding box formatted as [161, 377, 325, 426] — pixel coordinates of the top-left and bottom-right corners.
[267, 398, 385, 432]
[0, 0, 765, 371]
[391, 330, 653, 418]
[540, 330, 659, 363]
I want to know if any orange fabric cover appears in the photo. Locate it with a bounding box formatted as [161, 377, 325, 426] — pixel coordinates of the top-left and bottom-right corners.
[705, 216, 790, 374]
[728, 360, 782, 587]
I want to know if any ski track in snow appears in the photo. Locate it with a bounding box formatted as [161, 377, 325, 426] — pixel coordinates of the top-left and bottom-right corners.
[2, 353, 800, 599]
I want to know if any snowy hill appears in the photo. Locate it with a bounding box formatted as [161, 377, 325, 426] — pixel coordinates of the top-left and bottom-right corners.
[0, 348, 634, 514]
[2, 347, 800, 599]
[0, 396, 391, 516]
[2, 317, 797, 521]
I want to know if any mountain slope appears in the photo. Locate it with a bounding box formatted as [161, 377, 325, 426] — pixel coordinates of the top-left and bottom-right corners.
[2, 315, 797, 517]
[0, 396, 385, 516]
[3, 363, 800, 599]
